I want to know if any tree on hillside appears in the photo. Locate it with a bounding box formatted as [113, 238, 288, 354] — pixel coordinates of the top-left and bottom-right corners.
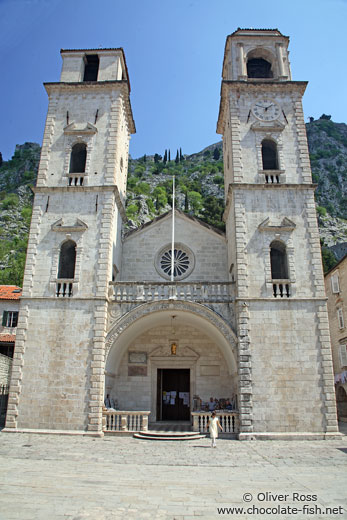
[319, 114, 331, 120]
[154, 153, 162, 163]
[175, 150, 179, 164]
[188, 191, 203, 214]
[0, 152, 2, 168]
[168, 149, 171, 161]
[213, 147, 220, 160]
[153, 186, 168, 211]
[163, 150, 167, 164]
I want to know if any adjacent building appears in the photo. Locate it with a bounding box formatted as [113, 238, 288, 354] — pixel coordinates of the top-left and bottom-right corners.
[325, 254, 347, 420]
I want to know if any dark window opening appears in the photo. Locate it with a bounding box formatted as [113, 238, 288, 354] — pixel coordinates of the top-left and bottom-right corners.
[262, 140, 278, 170]
[83, 54, 99, 82]
[270, 241, 288, 279]
[2, 311, 18, 328]
[58, 240, 76, 279]
[0, 343, 14, 358]
[247, 58, 273, 79]
[69, 143, 87, 173]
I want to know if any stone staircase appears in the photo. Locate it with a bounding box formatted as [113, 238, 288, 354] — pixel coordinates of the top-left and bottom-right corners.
[133, 421, 206, 441]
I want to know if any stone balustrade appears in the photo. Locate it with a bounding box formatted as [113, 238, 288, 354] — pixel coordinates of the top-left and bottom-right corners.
[191, 411, 239, 434]
[103, 410, 150, 433]
[272, 280, 291, 298]
[110, 281, 234, 303]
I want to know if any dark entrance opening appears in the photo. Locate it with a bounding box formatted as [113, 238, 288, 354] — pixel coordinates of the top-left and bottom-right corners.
[157, 368, 190, 421]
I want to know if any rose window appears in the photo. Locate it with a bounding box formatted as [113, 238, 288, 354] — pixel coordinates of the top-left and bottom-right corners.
[155, 243, 195, 280]
[160, 248, 190, 278]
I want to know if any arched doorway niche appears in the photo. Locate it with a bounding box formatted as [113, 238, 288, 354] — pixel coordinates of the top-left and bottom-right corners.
[105, 302, 238, 421]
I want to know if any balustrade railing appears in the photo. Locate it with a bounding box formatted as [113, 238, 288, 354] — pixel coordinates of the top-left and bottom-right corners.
[103, 410, 150, 433]
[191, 411, 239, 434]
[272, 280, 291, 298]
[110, 281, 234, 303]
[56, 280, 74, 297]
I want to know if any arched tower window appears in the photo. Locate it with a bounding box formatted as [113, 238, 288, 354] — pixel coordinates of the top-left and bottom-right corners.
[270, 241, 288, 279]
[262, 139, 278, 170]
[58, 240, 76, 279]
[69, 143, 87, 173]
[247, 58, 273, 78]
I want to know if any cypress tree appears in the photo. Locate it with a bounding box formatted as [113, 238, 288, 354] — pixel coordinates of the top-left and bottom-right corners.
[168, 149, 171, 161]
[175, 150, 179, 164]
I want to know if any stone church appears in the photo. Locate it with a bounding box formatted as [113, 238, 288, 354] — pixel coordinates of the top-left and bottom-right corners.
[4, 29, 339, 439]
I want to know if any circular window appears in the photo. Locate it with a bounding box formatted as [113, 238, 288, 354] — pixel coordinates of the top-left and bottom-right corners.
[155, 243, 195, 280]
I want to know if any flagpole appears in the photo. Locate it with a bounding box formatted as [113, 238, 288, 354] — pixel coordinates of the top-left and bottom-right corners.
[171, 176, 175, 282]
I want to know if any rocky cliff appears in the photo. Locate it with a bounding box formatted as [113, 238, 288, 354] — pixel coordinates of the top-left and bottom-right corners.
[0, 118, 346, 285]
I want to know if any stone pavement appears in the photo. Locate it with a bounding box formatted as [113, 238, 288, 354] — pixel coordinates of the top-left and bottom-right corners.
[0, 428, 347, 520]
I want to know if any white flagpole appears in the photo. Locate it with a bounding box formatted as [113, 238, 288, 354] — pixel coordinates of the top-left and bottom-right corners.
[171, 176, 175, 282]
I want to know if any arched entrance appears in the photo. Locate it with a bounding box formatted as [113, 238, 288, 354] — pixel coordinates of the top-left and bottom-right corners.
[105, 301, 238, 423]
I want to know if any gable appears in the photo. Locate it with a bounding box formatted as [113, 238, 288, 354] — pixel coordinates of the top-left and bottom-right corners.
[121, 211, 227, 282]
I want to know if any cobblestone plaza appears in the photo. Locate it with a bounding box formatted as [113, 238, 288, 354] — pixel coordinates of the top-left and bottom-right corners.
[1, 429, 347, 519]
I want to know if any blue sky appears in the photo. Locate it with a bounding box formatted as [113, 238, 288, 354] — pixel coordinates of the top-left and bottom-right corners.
[1, 0, 346, 161]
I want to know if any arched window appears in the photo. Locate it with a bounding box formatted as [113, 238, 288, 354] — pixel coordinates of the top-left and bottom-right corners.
[262, 139, 278, 170]
[58, 240, 76, 279]
[270, 241, 288, 279]
[69, 143, 87, 173]
[247, 58, 273, 78]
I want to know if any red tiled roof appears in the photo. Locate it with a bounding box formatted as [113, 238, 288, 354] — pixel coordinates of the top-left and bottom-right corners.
[0, 334, 16, 343]
[0, 286, 22, 300]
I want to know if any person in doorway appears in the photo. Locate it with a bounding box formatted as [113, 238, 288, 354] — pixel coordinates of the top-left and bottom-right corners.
[104, 394, 116, 409]
[207, 411, 223, 448]
[208, 397, 216, 411]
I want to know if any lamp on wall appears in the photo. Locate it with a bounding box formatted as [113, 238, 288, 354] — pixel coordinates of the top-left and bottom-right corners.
[170, 315, 178, 355]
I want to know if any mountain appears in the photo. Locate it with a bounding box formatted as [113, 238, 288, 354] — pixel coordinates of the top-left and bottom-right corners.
[0, 118, 346, 285]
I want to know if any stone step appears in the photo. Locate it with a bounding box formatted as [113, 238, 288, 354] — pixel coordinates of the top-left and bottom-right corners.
[133, 430, 206, 441]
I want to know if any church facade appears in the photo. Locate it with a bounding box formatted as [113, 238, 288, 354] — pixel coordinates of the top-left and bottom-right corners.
[4, 29, 339, 439]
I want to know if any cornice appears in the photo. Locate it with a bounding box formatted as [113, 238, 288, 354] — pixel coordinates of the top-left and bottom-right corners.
[44, 81, 136, 134]
[217, 81, 307, 134]
[33, 185, 127, 222]
[223, 183, 317, 221]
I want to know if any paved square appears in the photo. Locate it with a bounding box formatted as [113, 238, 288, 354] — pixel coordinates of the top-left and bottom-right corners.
[0, 429, 347, 519]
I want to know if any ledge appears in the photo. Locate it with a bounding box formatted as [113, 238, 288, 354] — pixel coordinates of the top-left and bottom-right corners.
[2, 428, 104, 437]
[238, 431, 341, 441]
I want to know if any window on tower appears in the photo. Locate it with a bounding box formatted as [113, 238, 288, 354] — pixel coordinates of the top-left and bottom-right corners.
[83, 54, 99, 81]
[262, 139, 278, 170]
[270, 240, 290, 298]
[69, 143, 87, 173]
[247, 58, 273, 79]
[270, 240, 288, 279]
[58, 240, 76, 279]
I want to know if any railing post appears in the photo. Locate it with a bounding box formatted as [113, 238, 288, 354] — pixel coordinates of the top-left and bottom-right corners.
[192, 413, 199, 432]
[121, 414, 128, 431]
[142, 413, 149, 431]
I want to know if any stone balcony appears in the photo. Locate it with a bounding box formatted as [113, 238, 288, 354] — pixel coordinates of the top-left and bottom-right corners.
[109, 281, 234, 304]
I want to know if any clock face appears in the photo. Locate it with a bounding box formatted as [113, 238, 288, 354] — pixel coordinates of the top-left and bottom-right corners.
[252, 99, 281, 121]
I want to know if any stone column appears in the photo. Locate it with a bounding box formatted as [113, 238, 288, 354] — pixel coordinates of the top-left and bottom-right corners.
[238, 43, 247, 79]
[276, 43, 285, 78]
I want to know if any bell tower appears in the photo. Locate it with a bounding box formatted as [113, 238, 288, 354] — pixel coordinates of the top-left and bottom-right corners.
[5, 48, 135, 435]
[218, 29, 339, 439]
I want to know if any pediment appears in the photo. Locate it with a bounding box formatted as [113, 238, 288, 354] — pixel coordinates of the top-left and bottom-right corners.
[258, 216, 296, 232]
[51, 218, 88, 232]
[150, 345, 199, 359]
[63, 122, 97, 135]
[251, 120, 285, 132]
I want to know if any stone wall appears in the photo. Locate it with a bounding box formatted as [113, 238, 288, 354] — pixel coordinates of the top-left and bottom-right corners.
[121, 212, 228, 282]
[0, 353, 12, 386]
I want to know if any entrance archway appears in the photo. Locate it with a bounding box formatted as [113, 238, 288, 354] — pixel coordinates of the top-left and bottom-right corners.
[105, 301, 238, 421]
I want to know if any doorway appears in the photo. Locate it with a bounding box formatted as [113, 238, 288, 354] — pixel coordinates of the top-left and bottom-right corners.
[157, 369, 190, 421]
